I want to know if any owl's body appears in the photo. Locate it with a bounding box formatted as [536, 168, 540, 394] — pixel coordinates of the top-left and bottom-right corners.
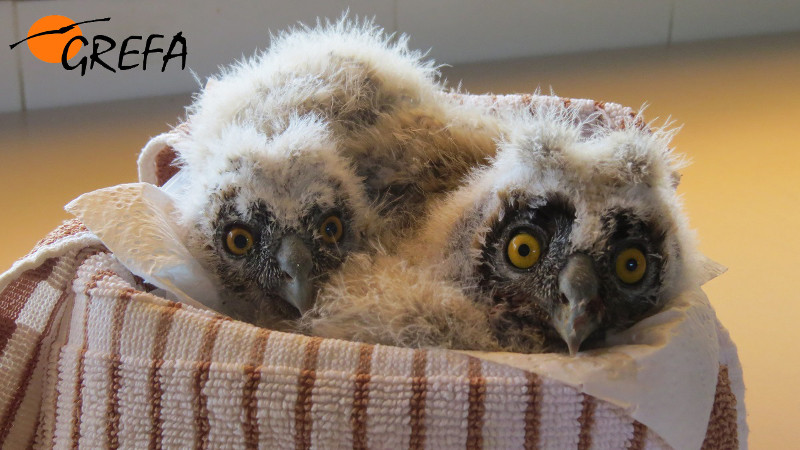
[300, 252, 502, 350]
[184, 18, 502, 241]
[167, 20, 695, 348]
[403, 105, 697, 353]
[308, 105, 698, 353]
[166, 19, 506, 328]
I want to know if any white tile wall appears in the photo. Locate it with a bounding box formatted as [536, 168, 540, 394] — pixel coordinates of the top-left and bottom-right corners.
[0, 2, 23, 113]
[4, 0, 800, 112]
[671, 0, 800, 43]
[397, 0, 673, 64]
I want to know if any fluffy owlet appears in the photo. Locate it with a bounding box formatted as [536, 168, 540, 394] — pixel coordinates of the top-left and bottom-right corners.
[152, 18, 502, 328]
[172, 115, 381, 328]
[407, 105, 698, 354]
[184, 17, 501, 241]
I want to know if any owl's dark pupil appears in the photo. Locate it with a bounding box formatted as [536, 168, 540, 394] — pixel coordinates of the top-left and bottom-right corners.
[625, 258, 638, 272]
[325, 222, 338, 236]
[233, 234, 249, 249]
[518, 244, 531, 257]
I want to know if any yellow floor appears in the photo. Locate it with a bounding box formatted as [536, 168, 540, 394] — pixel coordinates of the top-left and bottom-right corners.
[2, 32, 799, 448]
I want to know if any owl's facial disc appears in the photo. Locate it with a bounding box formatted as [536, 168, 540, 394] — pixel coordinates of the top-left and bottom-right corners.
[212, 201, 353, 323]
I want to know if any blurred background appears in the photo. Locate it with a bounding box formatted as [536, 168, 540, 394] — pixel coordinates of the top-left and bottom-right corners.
[2, 1, 799, 448]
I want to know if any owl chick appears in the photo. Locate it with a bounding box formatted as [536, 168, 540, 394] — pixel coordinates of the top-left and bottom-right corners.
[409, 105, 697, 354]
[173, 115, 381, 328]
[184, 17, 501, 240]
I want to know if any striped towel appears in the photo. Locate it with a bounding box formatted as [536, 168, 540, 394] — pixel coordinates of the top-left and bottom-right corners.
[1, 93, 746, 449]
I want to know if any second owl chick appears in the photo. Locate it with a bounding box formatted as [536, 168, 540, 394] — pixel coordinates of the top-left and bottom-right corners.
[405, 105, 697, 354]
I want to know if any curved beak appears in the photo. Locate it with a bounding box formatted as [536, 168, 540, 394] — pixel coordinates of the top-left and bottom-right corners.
[276, 234, 315, 314]
[554, 253, 602, 356]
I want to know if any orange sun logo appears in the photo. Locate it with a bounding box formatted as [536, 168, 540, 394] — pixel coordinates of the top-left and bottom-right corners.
[26, 15, 84, 63]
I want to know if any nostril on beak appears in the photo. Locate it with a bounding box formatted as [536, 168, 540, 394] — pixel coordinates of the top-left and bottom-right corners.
[559, 293, 569, 305]
[281, 271, 293, 282]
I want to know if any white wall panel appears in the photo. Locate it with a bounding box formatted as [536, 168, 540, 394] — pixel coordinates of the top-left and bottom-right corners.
[396, 0, 673, 64]
[672, 0, 800, 43]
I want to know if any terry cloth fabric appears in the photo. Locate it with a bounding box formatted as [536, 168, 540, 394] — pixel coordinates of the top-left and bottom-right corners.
[1, 94, 746, 449]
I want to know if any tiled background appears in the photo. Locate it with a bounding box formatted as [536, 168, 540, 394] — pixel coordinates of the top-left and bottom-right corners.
[2, 0, 800, 112]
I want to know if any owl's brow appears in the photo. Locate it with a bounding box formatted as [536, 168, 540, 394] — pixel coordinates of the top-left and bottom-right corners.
[602, 209, 660, 243]
[494, 192, 575, 232]
[305, 198, 352, 222]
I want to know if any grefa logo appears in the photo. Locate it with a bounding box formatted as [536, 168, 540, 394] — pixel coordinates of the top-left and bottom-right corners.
[9, 15, 187, 75]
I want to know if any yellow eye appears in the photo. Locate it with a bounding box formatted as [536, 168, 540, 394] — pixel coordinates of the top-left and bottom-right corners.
[615, 248, 647, 284]
[224, 226, 254, 256]
[319, 215, 344, 244]
[507, 232, 541, 269]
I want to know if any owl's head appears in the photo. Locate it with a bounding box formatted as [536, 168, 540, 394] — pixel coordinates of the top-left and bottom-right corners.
[421, 106, 694, 354]
[175, 115, 380, 327]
